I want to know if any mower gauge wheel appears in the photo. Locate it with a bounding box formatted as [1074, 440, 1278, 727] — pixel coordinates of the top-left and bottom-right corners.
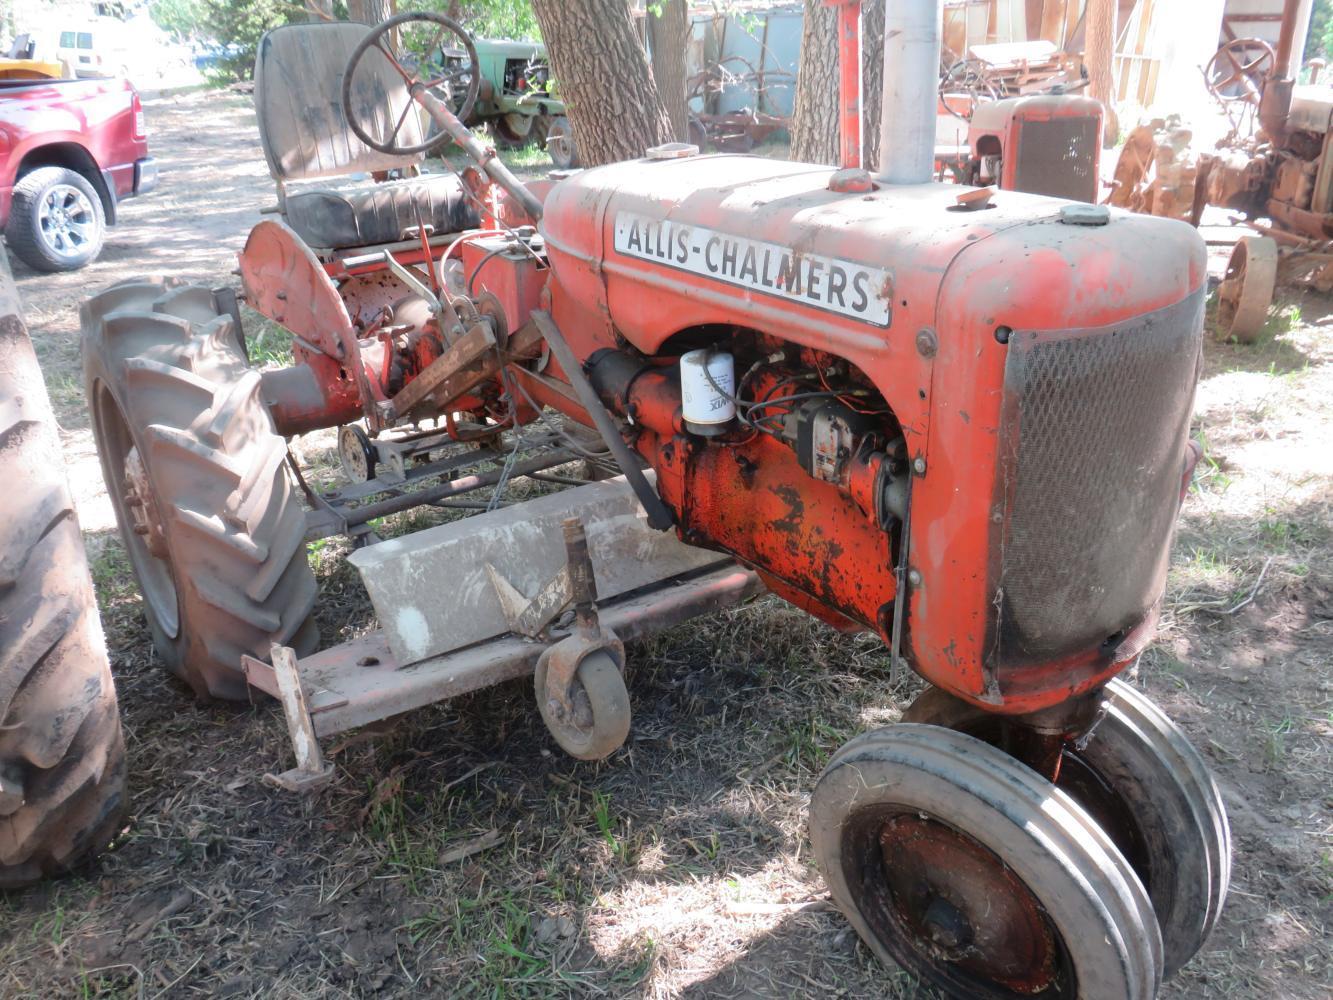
[535, 650, 631, 761]
[342, 11, 481, 156]
[338, 424, 377, 484]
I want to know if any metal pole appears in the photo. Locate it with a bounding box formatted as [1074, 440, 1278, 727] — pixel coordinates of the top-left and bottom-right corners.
[876, 0, 942, 185]
[828, 0, 862, 169]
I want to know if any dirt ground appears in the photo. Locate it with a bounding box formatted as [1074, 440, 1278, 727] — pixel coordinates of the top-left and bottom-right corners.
[1, 89, 1330, 999]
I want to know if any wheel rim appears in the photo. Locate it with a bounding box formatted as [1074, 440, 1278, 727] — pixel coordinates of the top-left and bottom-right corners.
[536, 650, 630, 760]
[93, 382, 180, 638]
[37, 184, 96, 259]
[1217, 236, 1277, 341]
[547, 120, 573, 164]
[902, 683, 1228, 978]
[850, 806, 1075, 998]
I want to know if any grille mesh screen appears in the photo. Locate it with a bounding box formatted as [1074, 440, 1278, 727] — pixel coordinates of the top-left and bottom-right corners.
[1014, 117, 1100, 203]
[991, 291, 1203, 665]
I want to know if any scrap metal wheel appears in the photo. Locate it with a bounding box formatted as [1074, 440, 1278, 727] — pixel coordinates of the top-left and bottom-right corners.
[903, 679, 1230, 978]
[545, 115, 580, 170]
[535, 649, 630, 761]
[1217, 235, 1277, 342]
[338, 424, 376, 483]
[1205, 38, 1275, 106]
[811, 725, 1162, 1000]
[82, 278, 318, 701]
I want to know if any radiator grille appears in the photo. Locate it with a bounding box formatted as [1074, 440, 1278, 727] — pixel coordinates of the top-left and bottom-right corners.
[990, 291, 1203, 666]
[1013, 116, 1100, 203]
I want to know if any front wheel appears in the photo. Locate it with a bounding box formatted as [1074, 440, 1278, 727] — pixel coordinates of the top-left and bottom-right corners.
[903, 679, 1231, 978]
[81, 278, 318, 701]
[811, 725, 1162, 1000]
[4, 167, 105, 273]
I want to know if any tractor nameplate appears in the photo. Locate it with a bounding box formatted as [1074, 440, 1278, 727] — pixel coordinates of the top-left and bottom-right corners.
[613, 211, 892, 327]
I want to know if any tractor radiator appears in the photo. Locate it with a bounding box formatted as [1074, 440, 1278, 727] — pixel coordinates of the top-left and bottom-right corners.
[1014, 115, 1101, 203]
[988, 289, 1204, 673]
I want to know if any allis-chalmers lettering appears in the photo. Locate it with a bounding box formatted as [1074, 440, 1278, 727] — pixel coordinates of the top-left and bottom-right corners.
[613, 211, 892, 327]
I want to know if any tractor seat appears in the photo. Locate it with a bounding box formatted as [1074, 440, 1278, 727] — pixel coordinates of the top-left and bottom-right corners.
[282, 174, 479, 250]
[254, 21, 480, 251]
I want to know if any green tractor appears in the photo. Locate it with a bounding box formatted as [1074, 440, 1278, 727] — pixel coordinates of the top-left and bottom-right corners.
[439, 38, 579, 169]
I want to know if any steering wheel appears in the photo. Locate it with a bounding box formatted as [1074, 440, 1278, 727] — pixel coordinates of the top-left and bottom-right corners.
[1205, 38, 1276, 106]
[342, 11, 480, 156]
[939, 58, 1001, 122]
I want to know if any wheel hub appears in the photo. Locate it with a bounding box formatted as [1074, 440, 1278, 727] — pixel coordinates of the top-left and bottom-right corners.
[123, 447, 169, 560]
[879, 813, 1060, 993]
[37, 184, 94, 257]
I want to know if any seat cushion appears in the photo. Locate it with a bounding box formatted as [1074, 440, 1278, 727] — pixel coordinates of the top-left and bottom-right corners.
[283, 173, 481, 250]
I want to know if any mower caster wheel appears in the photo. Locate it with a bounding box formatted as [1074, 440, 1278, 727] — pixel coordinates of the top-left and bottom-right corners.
[535, 650, 630, 761]
[812, 725, 1162, 1000]
[338, 424, 376, 483]
[904, 678, 1230, 978]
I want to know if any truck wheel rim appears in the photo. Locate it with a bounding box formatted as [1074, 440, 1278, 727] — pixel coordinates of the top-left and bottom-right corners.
[37, 184, 97, 259]
[94, 383, 180, 638]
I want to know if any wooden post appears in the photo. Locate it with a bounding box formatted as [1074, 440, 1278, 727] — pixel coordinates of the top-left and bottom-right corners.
[1085, 0, 1118, 144]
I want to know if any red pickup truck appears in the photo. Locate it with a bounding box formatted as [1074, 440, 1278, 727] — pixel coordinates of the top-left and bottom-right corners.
[0, 76, 156, 272]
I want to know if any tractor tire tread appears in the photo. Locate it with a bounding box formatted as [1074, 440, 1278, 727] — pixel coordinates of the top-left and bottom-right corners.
[1, 294, 125, 889]
[82, 282, 317, 701]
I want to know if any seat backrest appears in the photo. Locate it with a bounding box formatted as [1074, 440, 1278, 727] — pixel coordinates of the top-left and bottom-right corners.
[254, 21, 425, 183]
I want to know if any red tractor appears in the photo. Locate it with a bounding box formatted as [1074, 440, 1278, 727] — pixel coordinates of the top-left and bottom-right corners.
[80, 4, 1227, 996]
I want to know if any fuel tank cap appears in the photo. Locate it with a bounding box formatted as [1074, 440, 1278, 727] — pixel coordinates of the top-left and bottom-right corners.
[1059, 204, 1111, 226]
[646, 142, 700, 160]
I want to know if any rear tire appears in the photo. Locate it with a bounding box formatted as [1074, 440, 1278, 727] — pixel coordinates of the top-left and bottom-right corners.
[81, 279, 318, 701]
[4, 167, 106, 273]
[1, 261, 125, 888]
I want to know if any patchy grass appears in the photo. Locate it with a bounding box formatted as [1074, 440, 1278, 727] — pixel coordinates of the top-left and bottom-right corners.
[3, 90, 1332, 1000]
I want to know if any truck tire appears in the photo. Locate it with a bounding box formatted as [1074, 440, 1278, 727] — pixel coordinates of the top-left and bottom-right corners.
[4, 167, 106, 273]
[82, 279, 318, 702]
[1, 260, 125, 889]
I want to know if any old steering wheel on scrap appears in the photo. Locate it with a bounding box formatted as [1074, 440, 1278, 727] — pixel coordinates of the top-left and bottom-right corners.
[341, 10, 544, 221]
[342, 11, 481, 156]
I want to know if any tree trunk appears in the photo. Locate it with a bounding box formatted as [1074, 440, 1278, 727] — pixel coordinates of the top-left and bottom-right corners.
[1084, 0, 1119, 144]
[346, 0, 395, 24]
[793, 0, 887, 169]
[532, 0, 673, 166]
[861, 0, 884, 171]
[792, 0, 840, 164]
[648, 0, 690, 142]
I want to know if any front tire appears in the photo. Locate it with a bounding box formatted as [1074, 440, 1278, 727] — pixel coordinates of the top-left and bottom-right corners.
[904, 679, 1231, 978]
[1, 261, 125, 888]
[81, 279, 318, 701]
[4, 167, 106, 273]
[812, 725, 1162, 1000]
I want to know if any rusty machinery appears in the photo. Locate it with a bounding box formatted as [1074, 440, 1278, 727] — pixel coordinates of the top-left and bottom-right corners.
[81, 2, 1227, 996]
[1114, 0, 1333, 341]
[936, 49, 1103, 202]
